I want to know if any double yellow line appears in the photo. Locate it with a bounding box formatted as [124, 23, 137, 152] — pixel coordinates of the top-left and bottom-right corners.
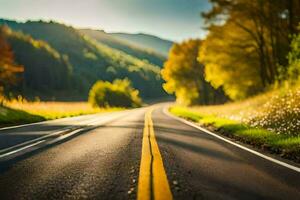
[137, 108, 173, 200]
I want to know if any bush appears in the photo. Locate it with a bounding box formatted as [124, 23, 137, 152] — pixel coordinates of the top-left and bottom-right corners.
[88, 79, 142, 108]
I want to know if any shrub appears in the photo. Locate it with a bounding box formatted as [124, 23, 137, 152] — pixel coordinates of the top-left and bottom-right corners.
[88, 79, 142, 108]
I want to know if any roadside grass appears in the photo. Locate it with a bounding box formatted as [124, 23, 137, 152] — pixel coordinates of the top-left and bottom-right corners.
[170, 106, 300, 161]
[184, 86, 300, 137]
[0, 105, 45, 127]
[0, 101, 123, 127]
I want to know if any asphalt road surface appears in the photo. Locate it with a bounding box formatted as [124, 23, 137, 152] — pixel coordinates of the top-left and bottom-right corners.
[0, 104, 299, 200]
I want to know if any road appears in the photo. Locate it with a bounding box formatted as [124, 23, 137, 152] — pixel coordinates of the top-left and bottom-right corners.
[0, 104, 299, 200]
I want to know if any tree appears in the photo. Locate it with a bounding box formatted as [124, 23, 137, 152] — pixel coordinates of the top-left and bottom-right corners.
[161, 39, 226, 105]
[287, 31, 300, 83]
[0, 19, 167, 100]
[199, 21, 263, 100]
[0, 26, 23, 94]
[201, 0, 300, 99]
[88, 78, 142, 108]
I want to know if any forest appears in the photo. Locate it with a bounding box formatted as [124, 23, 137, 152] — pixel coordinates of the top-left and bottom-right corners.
[163, 0, 300, 104]
[0, 19, 169, 101]
[165, 0, 300, 160]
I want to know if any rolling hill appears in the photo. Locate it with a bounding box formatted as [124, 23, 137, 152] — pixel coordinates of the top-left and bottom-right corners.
[1, 26, 72, 98]
[80, 29, 166, 66]
[110, 32, 173, 56]
[0, 19, 168, 100]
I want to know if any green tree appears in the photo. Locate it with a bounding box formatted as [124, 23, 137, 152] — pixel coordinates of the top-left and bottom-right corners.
[0, 19, 167, 100]
[287, 31, 300, 83]
[88, 78, 142, 108]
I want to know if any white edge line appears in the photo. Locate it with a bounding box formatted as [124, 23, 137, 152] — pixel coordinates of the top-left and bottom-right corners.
[0, 115, 89, 131]
[0, 127, 73, 154]
[0, 129, 85, 159]
[51, 128, 84, 142]
[0, 110, 134, 154]
[162, 106, 300, 173]
[0, 140, 46, 158]
[0, 110, 137, 159]
[0, 120, 46, 131]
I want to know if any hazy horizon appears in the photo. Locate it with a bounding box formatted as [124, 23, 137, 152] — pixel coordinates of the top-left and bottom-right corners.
[0, 0, 211, 42]
[1, 17, 177, 42]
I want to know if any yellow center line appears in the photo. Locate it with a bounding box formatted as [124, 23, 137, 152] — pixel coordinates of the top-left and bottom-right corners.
[137, 108, 173, 200]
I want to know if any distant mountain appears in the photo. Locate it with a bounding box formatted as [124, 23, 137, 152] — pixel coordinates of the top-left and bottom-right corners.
[0, 19, 168, 100]
[80, 29, 166, 66]
[110, 33, 173, 56]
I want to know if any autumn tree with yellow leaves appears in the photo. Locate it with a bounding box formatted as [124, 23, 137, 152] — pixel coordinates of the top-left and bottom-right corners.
[161, 39, 226, 105]
[199, 20, 263, 100]
[0, 26, 23, 95]
[162, 0, 299, 103]
[200, 0, 300, 100]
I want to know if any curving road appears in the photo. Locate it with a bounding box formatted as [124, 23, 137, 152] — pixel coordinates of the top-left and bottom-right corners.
[0, 104, 299, 200]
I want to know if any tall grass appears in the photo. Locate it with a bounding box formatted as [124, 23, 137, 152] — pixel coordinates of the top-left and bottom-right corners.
[0, 105, 45, 126]
[187, 87, 300, 136]
[0, 98, 123, 126]
[170, 86, 300, 161]
[5, 100, 122, 120]
[246, 89, 300, 136]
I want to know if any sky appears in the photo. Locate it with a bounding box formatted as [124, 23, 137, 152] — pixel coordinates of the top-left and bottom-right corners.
[0, 0, 211, 42]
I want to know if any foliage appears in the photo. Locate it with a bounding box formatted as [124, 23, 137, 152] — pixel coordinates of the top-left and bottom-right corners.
[0, 19, 168, 100]
[89, 79, 142, 108]
[85, 36, 166, 99]
[3, 26, 72, 97]
[287, 32, 300, 83]
[162, 39, 226, 105]
[199, 21, 263, 100]
[0, 26, 23, 94]
[201, 0, 300, 99]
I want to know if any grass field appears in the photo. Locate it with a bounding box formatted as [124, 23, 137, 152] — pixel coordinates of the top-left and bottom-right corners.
[0, 100, 122, 127]
[170, 87, 300, 162]
[0, 105, 45, 126]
